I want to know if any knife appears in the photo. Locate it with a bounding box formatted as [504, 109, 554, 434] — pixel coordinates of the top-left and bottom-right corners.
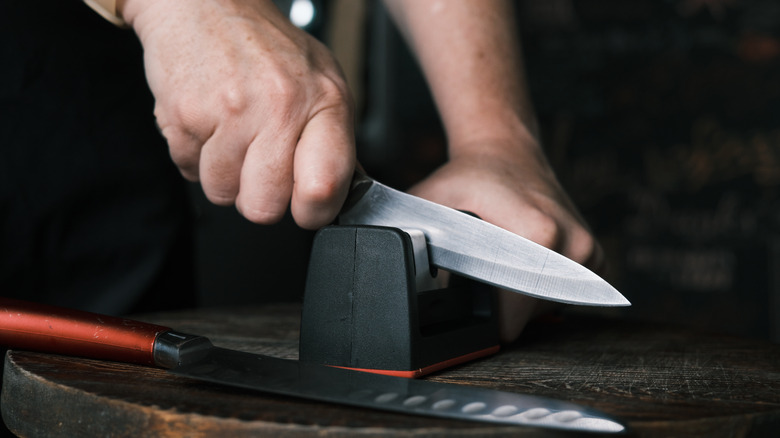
[339, 173, 630, 307]
[0, 297, 626, 433]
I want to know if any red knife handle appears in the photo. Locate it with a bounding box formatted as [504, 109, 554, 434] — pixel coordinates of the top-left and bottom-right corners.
[0, 297, 172, 366]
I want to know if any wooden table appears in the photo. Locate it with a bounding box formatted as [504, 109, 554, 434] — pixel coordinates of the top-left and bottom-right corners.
[2, 304, 778, 437]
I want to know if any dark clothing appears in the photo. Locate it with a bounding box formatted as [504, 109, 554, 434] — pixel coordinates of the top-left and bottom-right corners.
[0, 1, 195, 315]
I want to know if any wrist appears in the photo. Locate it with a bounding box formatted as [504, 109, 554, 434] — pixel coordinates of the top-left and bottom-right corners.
[447, 116, 542, 162]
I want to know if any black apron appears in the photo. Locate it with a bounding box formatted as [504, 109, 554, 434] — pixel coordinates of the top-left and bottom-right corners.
[0, 1, 194, 314]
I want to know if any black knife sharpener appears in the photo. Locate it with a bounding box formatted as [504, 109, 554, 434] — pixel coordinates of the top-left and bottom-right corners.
[299, 225, 499, 378]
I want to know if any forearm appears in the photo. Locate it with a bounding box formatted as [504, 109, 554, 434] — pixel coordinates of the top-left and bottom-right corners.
[382, 0, 539, 158]
[386, 1, 601, 344]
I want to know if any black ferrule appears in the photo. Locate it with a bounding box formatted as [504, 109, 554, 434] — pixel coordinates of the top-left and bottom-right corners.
[153, 330, 214, 369]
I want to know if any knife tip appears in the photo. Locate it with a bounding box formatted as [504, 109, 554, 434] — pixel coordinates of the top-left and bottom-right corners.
[614, 294, 631, 307]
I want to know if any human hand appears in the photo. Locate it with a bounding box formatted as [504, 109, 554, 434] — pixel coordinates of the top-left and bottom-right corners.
[119, 0, 355, 229]
[408, 141, 604, 344]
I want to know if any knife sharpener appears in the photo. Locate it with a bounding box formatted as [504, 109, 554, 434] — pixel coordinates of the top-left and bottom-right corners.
[299, 225, 499, 378]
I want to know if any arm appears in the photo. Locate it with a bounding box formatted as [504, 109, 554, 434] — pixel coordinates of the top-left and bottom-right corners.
[383, 0, 603, 343]
[116, 0, 356, 229]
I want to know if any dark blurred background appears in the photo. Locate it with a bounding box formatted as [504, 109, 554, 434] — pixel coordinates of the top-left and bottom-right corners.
[191, 0, 780, 342]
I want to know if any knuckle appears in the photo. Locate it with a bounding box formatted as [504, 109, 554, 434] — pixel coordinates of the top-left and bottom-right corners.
[152, 105, 169, 128]
[218, 80, 250, 116]
[320, 74, 349, 98]
[237, 200, 286, 225]
[178, 168, 200, 182]
[297, 175, 342, 207]
[524, 212, 562, 250]
[200, 169, 241, 207]
[204, 191, 236, 207]
[316, 75, 352, 110]
[158, 98, 212, 141]
[166, 93, 200, 124]
[569, 227, 599, 264]
[267, 74, 305, 110]
[159, 126, 201, 171]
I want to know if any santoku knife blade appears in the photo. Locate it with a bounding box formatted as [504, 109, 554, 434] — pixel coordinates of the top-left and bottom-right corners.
[0, 298, 626, 433]
[339, 173, 630, 307]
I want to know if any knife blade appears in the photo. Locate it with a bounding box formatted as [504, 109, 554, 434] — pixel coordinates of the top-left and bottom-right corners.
[339, 173, 630, 307]
[0, 298, 626, 433]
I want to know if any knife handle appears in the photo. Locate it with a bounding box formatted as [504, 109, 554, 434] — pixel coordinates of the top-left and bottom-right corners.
[340, 171, 374, 216]
[0, 297, 171, 366]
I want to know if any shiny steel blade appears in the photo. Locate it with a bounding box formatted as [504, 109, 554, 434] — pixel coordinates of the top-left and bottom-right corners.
[172, 347, 626, 433]
[339, 175, 630, 307]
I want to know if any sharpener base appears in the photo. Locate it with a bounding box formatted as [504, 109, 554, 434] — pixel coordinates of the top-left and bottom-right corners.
[299, 226, 499, 378]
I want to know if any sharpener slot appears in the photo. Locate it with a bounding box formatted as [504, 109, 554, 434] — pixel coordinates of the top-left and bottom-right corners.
[400, 228, 439, 293]
[417, 277, 493, 337]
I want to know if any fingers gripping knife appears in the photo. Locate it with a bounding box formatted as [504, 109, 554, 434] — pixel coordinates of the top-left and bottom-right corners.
[299, 225, 500, 378]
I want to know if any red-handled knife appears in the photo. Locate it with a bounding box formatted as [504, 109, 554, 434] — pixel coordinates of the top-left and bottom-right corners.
[0, 297, 626, 433]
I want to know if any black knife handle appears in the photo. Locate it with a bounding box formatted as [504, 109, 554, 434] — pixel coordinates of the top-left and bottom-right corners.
[339, 171, 374, 217]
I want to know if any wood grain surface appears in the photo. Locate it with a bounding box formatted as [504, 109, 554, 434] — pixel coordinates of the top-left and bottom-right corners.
[2, 304, 778, 437]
